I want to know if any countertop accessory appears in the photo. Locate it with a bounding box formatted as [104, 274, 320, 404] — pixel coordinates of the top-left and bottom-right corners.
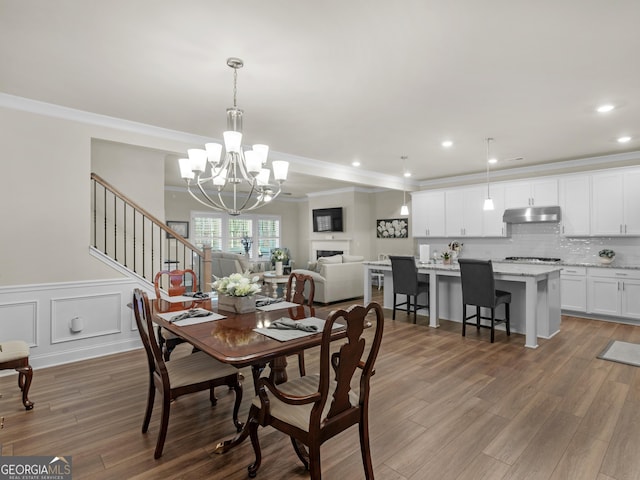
[599, 249, 615, 264]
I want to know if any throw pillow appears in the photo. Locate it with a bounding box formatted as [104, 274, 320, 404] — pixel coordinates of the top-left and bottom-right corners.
[342, 254, 364, 263]
[317, 255, 343, 267]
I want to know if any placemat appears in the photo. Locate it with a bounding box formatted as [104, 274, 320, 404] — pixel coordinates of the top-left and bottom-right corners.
[156, 309, 225, 326]
[254, 317, 342, 342]
[256, 301, 301, 312]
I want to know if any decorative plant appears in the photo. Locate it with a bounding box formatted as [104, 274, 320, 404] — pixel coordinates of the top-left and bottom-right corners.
[441, 251, 452, 260]
[599, 249, 615, 259]
[447, 241, 463, 253]
[240, 234, 253, 255]
[270, 248, 289, 264]
[211, 272, 261, 297]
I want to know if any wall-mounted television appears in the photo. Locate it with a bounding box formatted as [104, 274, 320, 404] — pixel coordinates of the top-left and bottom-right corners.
[312, 207, 344, 232]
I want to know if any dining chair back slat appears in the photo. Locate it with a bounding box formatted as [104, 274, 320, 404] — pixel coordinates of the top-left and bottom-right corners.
[285, 272, 316, 376]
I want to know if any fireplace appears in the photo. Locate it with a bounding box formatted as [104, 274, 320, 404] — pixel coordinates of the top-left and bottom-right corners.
[311, 239, 351, 260]
[317, 250, 343, 259]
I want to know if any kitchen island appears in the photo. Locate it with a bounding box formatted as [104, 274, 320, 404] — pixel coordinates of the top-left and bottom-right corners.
[363, 260, 562, 348]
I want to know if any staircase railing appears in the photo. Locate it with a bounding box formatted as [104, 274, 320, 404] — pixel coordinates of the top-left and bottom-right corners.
[90, 173, 211, 292]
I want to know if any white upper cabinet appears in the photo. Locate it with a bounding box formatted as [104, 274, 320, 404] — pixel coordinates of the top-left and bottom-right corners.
[445, 186, 484, 237]
[411, 190, 446, 237]
[559, 175, 590, 236]
[591, 169, 640, 236]
[504, 178, 558, 208]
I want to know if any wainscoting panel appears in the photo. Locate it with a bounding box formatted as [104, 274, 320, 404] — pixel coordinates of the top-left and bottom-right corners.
[0, 300, 38, 346]
[0, 278, 149, 369]
[51, 292, 122, 344]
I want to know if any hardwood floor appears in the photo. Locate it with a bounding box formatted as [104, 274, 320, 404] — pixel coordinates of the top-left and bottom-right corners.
[2, 289, 640, 479]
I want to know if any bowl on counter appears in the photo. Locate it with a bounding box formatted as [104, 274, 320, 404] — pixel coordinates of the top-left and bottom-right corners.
[599, 256, 615, 265]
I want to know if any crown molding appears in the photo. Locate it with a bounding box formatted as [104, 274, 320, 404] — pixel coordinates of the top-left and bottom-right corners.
[418, 150, 640, 189]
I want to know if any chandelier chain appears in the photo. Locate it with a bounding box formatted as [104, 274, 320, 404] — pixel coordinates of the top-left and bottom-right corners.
[233, 67, 238, 108]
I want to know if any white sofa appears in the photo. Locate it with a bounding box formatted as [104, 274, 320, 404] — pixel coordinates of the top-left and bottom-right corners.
[292, 254, 364, 304]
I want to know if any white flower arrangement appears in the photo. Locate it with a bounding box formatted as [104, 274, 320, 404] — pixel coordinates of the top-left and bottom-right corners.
[211, 272, 262, 297]
[271, 248, 289, 263]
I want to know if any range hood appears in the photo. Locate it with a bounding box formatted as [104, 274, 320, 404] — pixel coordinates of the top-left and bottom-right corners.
[503, 206, 561, 223]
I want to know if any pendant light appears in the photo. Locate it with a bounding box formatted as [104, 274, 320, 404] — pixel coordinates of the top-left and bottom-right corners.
[483, 138, 495, 211]
[400, 156, 409, 215]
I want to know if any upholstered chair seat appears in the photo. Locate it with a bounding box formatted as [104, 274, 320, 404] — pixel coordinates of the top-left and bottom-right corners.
[0, 340, 34, 410]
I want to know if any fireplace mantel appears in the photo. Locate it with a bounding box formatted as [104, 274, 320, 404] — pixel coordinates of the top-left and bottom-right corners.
[310, 239, 352, 259]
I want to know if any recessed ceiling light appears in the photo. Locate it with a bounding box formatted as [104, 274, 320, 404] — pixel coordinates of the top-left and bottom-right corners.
[596, 104, 615, 113]
[352, 160, 361, 167]
[404, 172, 411, 178]
[618, 136, 631, 143]
[488, 158, 498, 164]
[441, 140, 453, 148]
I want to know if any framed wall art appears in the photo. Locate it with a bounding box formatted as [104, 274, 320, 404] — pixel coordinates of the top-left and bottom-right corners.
[376, 218, 408, 238]
[166, 221, 189, 238]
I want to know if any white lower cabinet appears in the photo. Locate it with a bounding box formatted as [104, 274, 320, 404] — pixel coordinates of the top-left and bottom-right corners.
[587, 268, 640, 319]
[560, 267, 586, 312]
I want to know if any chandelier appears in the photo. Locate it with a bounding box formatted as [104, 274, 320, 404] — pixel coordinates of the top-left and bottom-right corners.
[178, 57, 289, 216]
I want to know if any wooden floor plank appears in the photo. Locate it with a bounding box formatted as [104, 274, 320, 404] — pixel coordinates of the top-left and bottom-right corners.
[2, 292, 640, 479]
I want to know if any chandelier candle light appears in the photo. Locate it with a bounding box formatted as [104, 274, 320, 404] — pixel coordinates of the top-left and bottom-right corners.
[179, 57, 289, 216]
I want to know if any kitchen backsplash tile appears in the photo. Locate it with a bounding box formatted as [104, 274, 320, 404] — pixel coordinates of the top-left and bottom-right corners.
[416, 223, 640, 265]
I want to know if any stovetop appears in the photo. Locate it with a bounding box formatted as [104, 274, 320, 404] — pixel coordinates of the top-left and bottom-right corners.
[504, 256, 562, 263]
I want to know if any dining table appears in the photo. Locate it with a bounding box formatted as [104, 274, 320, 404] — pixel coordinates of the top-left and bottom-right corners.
[151, 294, 347, 453]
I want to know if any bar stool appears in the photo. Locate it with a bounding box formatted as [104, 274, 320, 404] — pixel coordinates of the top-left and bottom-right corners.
[389, 255, 429, 323]
[458, 258, 511, 343]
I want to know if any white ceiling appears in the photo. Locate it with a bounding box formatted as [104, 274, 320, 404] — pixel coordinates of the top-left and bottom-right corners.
[2, 1, 640, 198]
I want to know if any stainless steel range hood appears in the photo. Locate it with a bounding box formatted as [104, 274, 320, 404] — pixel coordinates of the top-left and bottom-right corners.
[503, 206, 561, 223]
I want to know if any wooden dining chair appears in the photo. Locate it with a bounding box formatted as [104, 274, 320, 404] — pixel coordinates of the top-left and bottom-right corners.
[247, 302, 384, 479]
[0, 340, 34, 410]
[132, 288, 243, 459]
[285, 272, 316, 376]
[153, 269, 197, 359]
[458, 258, 511, 343]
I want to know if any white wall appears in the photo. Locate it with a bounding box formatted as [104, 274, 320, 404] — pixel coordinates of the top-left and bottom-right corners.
[0, 104, 203, 367]
[373, 190, 413, 257]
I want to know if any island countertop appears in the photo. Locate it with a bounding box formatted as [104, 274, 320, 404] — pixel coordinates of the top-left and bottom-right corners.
[363, 260, 561, 349]
[364, 260, 563, 277]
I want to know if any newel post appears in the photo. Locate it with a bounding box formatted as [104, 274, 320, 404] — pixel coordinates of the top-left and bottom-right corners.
[202, 246, 212, 292]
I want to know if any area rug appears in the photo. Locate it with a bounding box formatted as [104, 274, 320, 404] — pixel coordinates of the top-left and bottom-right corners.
[598, 340, 640, 367]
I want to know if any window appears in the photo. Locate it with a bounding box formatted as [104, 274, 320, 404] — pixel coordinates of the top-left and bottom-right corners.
[258, 218, 280, 257]
[192, 216, 222, 251]
[191, 212, 281, 258]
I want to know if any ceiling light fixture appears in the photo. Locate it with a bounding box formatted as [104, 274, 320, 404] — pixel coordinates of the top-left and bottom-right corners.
[352, 160, 361, 167]
[483, 138, 495, 211]
[442, 140, 453, 148]
[618, 136, 631, 143]
[178, 57, 289, 216]
[400, 156, 409, 216]
[596, 104, 615, 113]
